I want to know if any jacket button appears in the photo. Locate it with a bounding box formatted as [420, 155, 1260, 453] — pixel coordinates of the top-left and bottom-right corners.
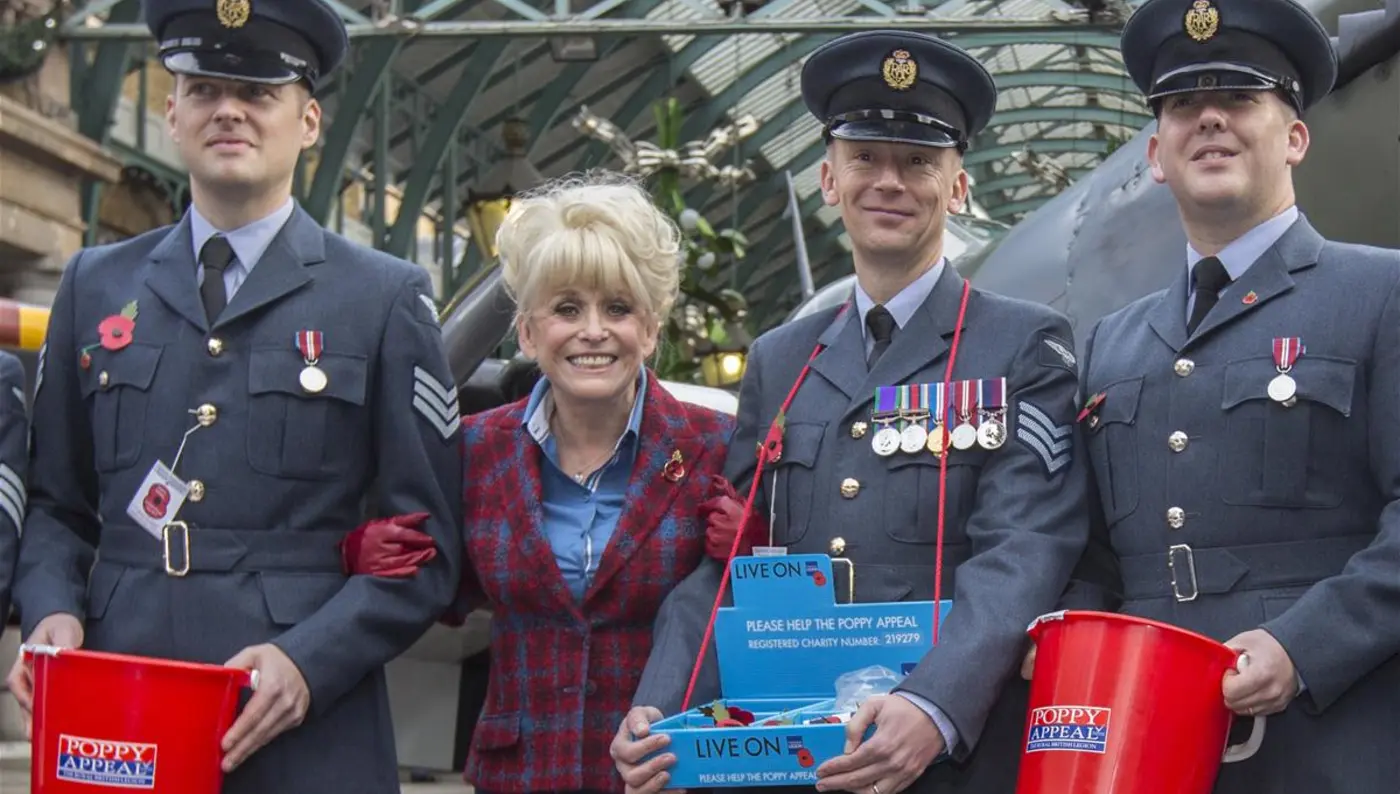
[1174, 358, 1195, 377]
[196, 403, 218, 427]
[850, 422, 868, 439]
[829, 537, 847, 557]
[840, 478, 860, 499]
[1168, 431, 1189, 452]
[188, 480, 205, 502]
[98, 371, 110, 389]
[207, 337, 224, 357]
[1167, 507, 1186, 529]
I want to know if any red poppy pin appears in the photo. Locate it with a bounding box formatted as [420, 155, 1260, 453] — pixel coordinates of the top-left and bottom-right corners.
[1242, 291, 1259, 305]
[79, 300, 138, 368]
[760, 410, 787, 464]
[663, 450, 686, 483]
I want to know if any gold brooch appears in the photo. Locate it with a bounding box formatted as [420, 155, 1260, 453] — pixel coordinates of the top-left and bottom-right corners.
[882, 49, 917, 91]
[1184, 0, 1220, 42]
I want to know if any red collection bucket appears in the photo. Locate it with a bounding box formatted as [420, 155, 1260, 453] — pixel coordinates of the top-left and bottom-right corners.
[23, 644, 256, 794]
[1015, 611, 1264, 794]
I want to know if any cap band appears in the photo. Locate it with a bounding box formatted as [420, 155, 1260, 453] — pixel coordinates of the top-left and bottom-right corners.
[826, 109, 966, 150]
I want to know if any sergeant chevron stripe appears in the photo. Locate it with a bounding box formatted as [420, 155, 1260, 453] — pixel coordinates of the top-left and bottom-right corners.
[1016, 400, 1072, 476]
[0, 462, 25, 534]
[413, 366, 460, 441]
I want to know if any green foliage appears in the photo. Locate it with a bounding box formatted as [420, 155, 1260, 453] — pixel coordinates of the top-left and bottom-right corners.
[640, 98, 754, 385]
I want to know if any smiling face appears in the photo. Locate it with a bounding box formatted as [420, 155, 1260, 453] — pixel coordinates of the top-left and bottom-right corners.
[819, 138, 968, 264]
[166, 74, 321, 197]
[1148, 89, 1308, 218]
[517, 287, 659, 408]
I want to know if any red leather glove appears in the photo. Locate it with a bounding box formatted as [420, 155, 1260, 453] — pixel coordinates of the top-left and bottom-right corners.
[701, 477, 764, 560]
[340, 512, 438, 578]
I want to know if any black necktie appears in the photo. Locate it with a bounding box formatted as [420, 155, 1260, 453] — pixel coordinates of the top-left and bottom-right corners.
[866, 304, 896, 369]
[1186, 256, 1230, 336]
[200, 235, 235, 323]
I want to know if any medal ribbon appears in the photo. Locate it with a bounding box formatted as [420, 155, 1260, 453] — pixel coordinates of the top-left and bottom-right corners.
[1272, 337, 1302, 372]
[987, 377, 1006, 412]
[874, 386, 898, 418]
[296, 330, 323, 364]
[934, 382, 946, 427]
[961, 380, 975, 424]
[909, 383, 923, 416]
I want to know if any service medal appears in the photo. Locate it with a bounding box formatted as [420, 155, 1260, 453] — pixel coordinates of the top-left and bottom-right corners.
[1267, 373, 1296, 403]
[296, 329, 328, 394]
[300, 365, 328, 393]
[977, 419, 1006, 450]
[951, 422, 978, 450]
[900, 422, 928, 454]
[926, 425, 948, 456]
[872, 426, 901, 456]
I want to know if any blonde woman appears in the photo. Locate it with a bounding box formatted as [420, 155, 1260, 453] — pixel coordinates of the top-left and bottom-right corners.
[451, 173, 735, 794]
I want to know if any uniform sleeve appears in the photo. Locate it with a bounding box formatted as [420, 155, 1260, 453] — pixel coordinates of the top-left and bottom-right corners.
[0, 352, 30, 624]
[893, 311, 1090, 757]
[1058, 318, 1124, 612]
[1261, 272, 1400, 712]
[270, 269, 463, 716]
[13, 253, 101, 638]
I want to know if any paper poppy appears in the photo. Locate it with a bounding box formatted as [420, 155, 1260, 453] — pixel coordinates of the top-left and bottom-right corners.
[97, 301, 139, 352]
[796, 748, 815, 768]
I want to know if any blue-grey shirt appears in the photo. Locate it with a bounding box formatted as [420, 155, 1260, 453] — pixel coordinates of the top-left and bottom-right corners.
[522, 369, 647, 601]
[854, 259, 947, 357]
[189, 197, 296, 301]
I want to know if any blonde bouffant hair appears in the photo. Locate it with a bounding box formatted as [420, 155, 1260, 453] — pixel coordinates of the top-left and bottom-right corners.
[496, 171, 683, 323]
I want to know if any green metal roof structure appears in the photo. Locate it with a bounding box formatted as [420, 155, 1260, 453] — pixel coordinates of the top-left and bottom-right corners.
[58, 0, 1150, 327]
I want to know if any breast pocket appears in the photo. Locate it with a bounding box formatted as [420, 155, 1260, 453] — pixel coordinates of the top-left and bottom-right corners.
[883, 449, 984, 544]
[80, 342, 163, 472]
[1219, 355, 1355, 509]
[771, 421, 824, 544]
[1086, 377, 1143, 526]
[247, 348, 370, 480]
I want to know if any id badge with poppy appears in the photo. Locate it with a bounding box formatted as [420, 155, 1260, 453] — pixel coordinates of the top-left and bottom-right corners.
[125, 460, 189, 539]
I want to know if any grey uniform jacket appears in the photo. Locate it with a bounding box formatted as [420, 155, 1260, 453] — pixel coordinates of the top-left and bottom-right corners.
[636, 265, 1089, 792]
[1068, 215, 1400, 794]
[0, 352, 27, 624]
[13, 204, 463, 794]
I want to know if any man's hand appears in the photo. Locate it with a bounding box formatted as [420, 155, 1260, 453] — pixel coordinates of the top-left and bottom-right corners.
[1222, 629, 1299, 717]
[610, 706, 684, 794]
[221, 644, 311, 772]
[815, 695, 945, 794]
[1021, 644, 1037, 681]
[7, 613, 84, 738]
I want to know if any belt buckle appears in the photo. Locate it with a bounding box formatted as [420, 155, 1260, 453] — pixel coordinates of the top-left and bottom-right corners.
[162, 521, 190, 577]
[1168, 543, 1198, 602]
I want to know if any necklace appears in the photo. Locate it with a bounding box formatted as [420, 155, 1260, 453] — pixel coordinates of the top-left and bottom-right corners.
[567, 446, 616, 483]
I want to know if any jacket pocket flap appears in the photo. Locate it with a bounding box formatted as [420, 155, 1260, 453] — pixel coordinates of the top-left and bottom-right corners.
[1223, 355, 1356, 415]
[258, 572, 347, 626]
[773, 421, 824, 469]
[1095, 376, 1143, 426]
[249, 348, 369, 405]
[80, 343, 163, 397]
[473, 711, 521, 750]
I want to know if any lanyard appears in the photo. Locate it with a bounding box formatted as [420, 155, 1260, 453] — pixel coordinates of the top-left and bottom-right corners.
[681, 280, 973, 712]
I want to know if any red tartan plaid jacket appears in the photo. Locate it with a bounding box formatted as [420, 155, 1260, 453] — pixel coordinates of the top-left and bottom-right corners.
[454, 373, 735, 793]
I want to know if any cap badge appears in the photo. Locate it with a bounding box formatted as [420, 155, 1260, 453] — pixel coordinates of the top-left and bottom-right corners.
[1197, 74, 1218, 88]
[1184, 0, 1219, 42]
[882, 49, 918, 91]
[216, 0, 251, 29]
